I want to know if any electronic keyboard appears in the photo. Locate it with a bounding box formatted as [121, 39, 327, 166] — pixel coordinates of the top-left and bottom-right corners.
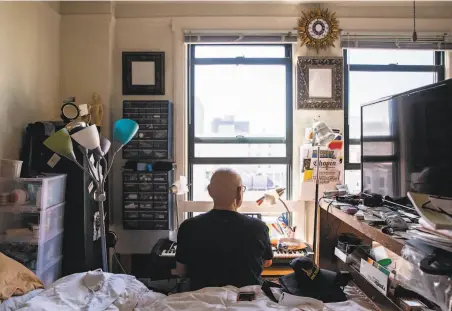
[159, 242, 312, 265]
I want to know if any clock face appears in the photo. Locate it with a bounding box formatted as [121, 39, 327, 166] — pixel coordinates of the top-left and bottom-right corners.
[308, 18, 330, 40]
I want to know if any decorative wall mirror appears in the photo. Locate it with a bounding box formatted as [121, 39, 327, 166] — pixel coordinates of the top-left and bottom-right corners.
[297, 56, 343, 110]
[122, 52, 165, 95]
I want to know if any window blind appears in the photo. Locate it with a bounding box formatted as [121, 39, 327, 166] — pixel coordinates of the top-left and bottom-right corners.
[341, 31, 452, 50]
[184, 31, 297, 43]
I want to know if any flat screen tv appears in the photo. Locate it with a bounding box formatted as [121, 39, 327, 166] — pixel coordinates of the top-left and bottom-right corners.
[361, 79, 452, 199]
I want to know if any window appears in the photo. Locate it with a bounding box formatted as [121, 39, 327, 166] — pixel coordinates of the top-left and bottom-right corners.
[344, 49, 445, 192]
[188, 44, 293, 201]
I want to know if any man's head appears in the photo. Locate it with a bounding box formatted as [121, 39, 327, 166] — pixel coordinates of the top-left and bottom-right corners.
[208, 168, 245, 211]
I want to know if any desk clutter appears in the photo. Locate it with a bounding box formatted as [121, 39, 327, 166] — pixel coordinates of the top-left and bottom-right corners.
[122, 100, 174, 231]
[325, 191, 452, 311]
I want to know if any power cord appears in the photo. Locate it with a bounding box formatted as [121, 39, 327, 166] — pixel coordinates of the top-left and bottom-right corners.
[112, 247, 128, 274]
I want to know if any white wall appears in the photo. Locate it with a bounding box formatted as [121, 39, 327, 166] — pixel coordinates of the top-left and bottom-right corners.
[0, 2, 60, 159]
[109, 18, 175, 252]
[59, 1, 452, 253]
[60, 13, 115, 136]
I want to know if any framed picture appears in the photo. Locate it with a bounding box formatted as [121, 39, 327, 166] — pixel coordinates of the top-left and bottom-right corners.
[297, 56, 343, 110]
[122, 52, 165, 95]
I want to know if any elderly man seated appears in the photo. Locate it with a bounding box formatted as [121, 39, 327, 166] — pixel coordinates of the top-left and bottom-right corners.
[173, 168, 273, 290]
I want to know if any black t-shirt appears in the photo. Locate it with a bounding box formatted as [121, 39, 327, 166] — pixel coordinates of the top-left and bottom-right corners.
[176, 209, 273, 290]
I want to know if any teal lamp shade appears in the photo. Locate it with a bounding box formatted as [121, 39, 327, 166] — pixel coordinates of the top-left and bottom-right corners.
[71, 124, 100, 150]
[113, 119, 139, 145]
[43, 128, 76, 161]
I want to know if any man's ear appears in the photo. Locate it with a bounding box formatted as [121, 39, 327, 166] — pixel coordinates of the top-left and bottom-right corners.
[207, 184, 212, 197]
[237, 186, 243, 202]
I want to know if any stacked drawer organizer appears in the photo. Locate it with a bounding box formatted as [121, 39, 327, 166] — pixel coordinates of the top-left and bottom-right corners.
[122, 100, 173, 160]
[0, 174, 66, 286]
[122, 100, 174, 230]
[123, 171, 173, 230]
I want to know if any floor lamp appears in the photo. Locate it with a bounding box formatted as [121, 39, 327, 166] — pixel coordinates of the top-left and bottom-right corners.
[44, 119, 139, 272]
[311, 121, 337, 258]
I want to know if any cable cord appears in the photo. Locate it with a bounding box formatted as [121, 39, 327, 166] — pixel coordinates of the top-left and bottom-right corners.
[112, 247, 128, 274]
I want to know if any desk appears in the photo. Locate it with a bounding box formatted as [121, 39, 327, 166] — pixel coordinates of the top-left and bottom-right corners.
[318, 201, 405, 311]
[319, 201, 405, 257]
[262, 266, 292, 277]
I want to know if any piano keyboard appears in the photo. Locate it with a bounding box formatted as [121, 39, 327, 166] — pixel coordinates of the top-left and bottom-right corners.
[160, 243, 308, 259]
[161, 243, 177, 257]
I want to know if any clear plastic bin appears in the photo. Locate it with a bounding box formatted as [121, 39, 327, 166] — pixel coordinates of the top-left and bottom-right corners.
[38, 257, 62, 287]
[37, 231, 63, 272]
[20, 174, 66, 209]
[0, 203, 65, 245]
[0, 174, 66, 210]
[38, 203, 64, 242]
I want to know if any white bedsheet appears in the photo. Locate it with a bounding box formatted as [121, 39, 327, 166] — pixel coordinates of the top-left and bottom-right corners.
[14, 271, 377, 311]
[16, 270, 164, 311]
[136, 285, 376, 311]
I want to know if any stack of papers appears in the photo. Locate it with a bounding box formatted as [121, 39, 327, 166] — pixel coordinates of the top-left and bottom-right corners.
[408, 192, 452, 230]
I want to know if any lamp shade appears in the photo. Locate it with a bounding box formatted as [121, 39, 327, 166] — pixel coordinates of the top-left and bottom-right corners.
[93, 137, 111, 159]
[100, 137, 111, 154]
[312, 121, 336, 147]
[71, 124, 100, 150]
[43, 128, 76, 161]
[257, 188, 285, 206]
[113, 119, 139, 145]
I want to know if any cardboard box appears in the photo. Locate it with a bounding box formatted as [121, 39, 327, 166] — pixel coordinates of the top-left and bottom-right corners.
[360, 258, 390, 295]
[334, 247, 351, 264]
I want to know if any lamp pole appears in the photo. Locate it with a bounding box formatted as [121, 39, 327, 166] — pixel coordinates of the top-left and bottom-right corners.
[94, 188, 108, 273]
[312, 145, 321, 259]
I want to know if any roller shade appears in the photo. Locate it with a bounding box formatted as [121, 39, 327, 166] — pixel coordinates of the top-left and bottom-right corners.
[341, 31, 452, 50]
[184, 31, 297, 43]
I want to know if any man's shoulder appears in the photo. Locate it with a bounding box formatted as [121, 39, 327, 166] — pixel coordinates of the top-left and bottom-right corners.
[237, 214, 268, 230]
[179, 212, 209, 228]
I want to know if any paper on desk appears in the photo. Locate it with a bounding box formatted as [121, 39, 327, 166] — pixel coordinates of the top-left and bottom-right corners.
[363, 214, 384, 222]
[358, 204, 369, 211]
[408, 192, 452, 230]
[408, 229, 452, 252]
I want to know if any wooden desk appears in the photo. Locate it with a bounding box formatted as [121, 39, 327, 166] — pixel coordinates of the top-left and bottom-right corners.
[318, 201, 405, 311]
[262, 266, 292, 276]
[319, 201, 405, 256]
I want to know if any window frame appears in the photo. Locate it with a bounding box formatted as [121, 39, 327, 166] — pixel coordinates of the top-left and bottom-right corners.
[344, 49, 445, 172]
[187, 44, 294, 200]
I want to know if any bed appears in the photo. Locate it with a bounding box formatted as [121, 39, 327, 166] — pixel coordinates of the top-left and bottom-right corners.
[1, 270, 379, 311]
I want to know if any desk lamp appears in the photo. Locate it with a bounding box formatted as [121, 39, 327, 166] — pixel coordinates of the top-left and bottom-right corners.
[44, 119, 138, 272]
[257, 188, 294, 235]
[311, 121, 341, 257]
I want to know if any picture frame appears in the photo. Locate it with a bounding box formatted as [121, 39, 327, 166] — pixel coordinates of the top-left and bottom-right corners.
[297, 56, 343, 110]
[122, 52, 165, 95]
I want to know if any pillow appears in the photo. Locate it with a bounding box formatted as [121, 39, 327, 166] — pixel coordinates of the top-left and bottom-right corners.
[0, 252, 44, 301]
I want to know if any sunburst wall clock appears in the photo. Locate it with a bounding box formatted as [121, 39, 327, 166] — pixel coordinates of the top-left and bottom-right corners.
[297, 8, 340, 53]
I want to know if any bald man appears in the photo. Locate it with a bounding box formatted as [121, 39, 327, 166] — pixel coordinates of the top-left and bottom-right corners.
[174, 169, 273, 290]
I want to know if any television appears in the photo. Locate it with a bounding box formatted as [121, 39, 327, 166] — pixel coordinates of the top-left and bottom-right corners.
[361, 79, 452, 200]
